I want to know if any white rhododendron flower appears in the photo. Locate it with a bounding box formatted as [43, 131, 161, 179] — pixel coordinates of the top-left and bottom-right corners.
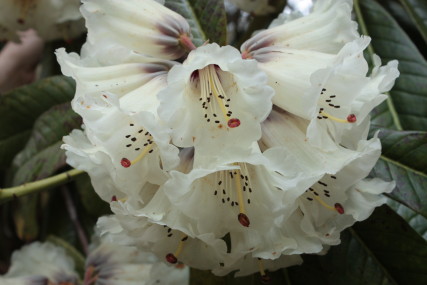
[84, 236, 190, 285]
[241, 1, 399, 150]
[158, 43, 274, 152]
[97, 202, 229, 271]
[1, 242, 79, 284]
[0, 0, 85, 41]
[81, 0, 194, 60]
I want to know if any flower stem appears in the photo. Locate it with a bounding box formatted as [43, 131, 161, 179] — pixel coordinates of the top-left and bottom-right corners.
[0, 169, 85, 204]
[62, 186, 89, 255]
[353, 0, 403, 131]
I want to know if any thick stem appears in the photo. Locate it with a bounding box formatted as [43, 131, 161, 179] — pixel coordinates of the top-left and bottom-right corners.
[0, 169, 85, 204]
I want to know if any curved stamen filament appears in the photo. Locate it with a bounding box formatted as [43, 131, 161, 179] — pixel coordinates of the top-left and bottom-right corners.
[234, 165, 250, 227]
[199, 65, 240, 128]
[257, 258, 271, 283]
[166, 235, 188, 264]
[121, 137, 154, 168]
[207, 67, 230, 121]
[319, 111, 357, 123]
[312, 195, 344, 214]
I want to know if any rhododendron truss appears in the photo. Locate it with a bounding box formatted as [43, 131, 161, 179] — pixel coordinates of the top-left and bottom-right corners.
[59, 0, 399, 280]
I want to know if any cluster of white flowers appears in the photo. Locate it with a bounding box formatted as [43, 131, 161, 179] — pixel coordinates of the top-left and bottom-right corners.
[0, 238, 189, 285]
[58, 0, 398, 279]
[0, 0, 85, 41]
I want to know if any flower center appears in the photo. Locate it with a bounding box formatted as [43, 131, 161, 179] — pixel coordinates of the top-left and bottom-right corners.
[212, 163, 253, 227]
[316, 88, 357, 124]
[192, 65, 241, 129]
[120, 123, 155, 168]
[303, 176, 345, 215]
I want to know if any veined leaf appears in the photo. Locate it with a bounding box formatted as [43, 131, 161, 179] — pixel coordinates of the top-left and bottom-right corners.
[0, 76, 75, 168]
[356, 0, 427, 131]
[399, 0, 427, 44]
[11, 103, 81, 186]
[165, 0, 227, 46]
[370, 128, 427, 220]
[352, 206, 427, 284]
[288, 206, 427, 284]
[387, 198, 427, 240]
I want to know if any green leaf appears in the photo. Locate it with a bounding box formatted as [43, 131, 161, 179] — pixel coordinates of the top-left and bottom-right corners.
[0, 76, 76, 168]
[370, 128, 427, 220]
[399, 0, 427, 44]
[165, 0, 227, 46]
[287, 206, 427, 284]
[387, 198, 427, 239]
[356, 0, 427, 131]
[11, 103, 81, 186]
[352, 206, 427, 284]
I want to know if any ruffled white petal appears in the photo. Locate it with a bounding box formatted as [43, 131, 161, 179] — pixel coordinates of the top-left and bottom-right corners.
[297, 136, 393, 246]
[97, 202, 228, 271]
[241, 0, 358, 56]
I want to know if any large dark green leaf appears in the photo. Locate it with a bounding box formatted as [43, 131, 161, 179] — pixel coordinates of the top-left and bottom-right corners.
[0, 76, 75, 168]
[399, 0, 427, 44]
[357, 0, 427, 131]
[387, 199, 427, 239]
[352, 206, 427, 284]
[370, 129, 427, 220]
[165, 0, 227, 46]
[288, 206, 427, 284]
[11, 103, 81, 186]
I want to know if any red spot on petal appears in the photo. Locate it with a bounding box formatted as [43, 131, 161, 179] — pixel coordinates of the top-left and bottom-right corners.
[260, 274, 271, 284]
[347, 114, 357, 123]
[227, 118, 240, 128]
[166, 253, 178, 264]
[111, 195, 117, 202]
[335, 203, 345, 214]
[238, 213, 250, 227]
[121, 158, 131, 168]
